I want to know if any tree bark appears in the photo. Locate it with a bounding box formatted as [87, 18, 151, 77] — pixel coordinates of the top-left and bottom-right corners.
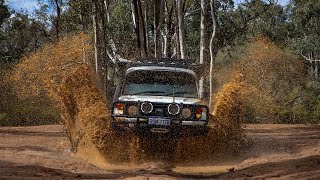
[209, 0, 217, 110]
[100, 0, 109, 97]
[177, 0, 186, 59]
[54, 0, 61, 39]
[173, 0, 180, 59]
[163, 0, 174, 58]
[199, 0, 206, 99]
[79, 13, 87, 63]
[144, 0, 150, 54]
[132, 0, 148, 58]
[154, 0, 164, 58]
[104, 0, 110, 23]
[131, 0, 140, 49]
[92, 0, 102, 86]
[137, 0, 148, 57]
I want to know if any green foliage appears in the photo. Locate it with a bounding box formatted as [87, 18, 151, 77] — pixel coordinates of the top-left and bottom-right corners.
[287, 0, 320, 54]
[0, 98, 59, 126]
[107, 1, 138, 58]
[0, 12, 49, 64]
[314, 99, 320, 120]
[0, 113, 8, 122]
[274, 87, 320, 124]
[0, 0, 10, 27]
[246, 2, 289, 44]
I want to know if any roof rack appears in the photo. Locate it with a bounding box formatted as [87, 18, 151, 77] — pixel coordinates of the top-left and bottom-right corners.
[116, 58, 205, 77]
[128, 58, 197, 69]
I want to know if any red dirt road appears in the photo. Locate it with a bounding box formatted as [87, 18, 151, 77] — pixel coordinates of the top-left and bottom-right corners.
[0, 124, 320, 179]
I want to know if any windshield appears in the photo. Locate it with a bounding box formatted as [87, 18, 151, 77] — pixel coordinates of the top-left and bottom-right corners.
[122, 70, 198, 98]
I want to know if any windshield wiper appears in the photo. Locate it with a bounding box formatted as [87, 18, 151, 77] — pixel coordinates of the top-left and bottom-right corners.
[130, 91, 166, 95]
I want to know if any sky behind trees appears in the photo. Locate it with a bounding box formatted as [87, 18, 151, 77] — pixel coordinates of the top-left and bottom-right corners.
[6, 0, 39, 11]
[7, 0, 290, 12]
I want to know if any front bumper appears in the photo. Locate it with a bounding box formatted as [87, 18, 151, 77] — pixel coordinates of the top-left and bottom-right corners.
[111, 116, 208, 137]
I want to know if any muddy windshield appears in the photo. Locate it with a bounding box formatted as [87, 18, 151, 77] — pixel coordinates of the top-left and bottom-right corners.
[122, 70, 198, 98]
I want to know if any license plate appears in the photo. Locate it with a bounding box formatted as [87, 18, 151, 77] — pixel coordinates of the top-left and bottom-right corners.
[148, 117, 171, 126]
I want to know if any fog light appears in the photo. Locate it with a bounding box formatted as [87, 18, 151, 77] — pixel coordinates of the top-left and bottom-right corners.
[168, 103, 180, 115]
[141, 102, 153, 114]
[128, 105, 138, 116]
[181, 108, 192, 119]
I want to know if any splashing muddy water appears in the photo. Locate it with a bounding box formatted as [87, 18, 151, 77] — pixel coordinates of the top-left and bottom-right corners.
[58, 65, 247, 171]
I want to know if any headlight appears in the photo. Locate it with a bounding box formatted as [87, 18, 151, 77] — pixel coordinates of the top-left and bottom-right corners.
[168, 103, 180, 115]
[181, 108, 192, 119]
[141, 102, 153, 114]
[128, 105, 138, 116]
[114, 103, 124, 115]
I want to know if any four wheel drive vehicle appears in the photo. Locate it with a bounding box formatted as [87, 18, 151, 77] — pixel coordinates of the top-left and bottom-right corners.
[111, 58, 209, 137]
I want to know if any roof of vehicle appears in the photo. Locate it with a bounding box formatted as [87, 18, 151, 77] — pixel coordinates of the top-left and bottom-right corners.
[121, 58, 204, 77]
[126, 66, 197, 76]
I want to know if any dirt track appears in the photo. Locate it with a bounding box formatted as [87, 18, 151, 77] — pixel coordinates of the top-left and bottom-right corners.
[0, 124, 320, 179]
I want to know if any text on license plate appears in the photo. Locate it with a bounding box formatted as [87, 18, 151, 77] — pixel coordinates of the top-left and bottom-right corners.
[148, 117, 171, 126]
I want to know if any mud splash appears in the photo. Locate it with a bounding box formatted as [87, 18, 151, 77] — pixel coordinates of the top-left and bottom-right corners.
[59, 65, 247, 167]
[59, 65, 140, 164]
[174, 81, 249, 164]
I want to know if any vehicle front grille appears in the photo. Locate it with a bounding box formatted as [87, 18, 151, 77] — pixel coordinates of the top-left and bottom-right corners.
[149, 103, 170, 117]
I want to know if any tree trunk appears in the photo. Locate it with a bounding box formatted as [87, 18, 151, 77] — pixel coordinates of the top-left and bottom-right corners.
[132, 0, 148, 58]
[104, 0, 110, 23]
[54, 0, 61, 40]
[154, 0, 164, 58]
[92, 0, 101, 86]
[177, 0, 186, 59]
[174, 0, 180, 59]
[209, 0, 217, 110]
[144, 0, 150, 54]
[163, 1, 174, 58]
[100, 0, 109, 98]
[131, 0, 140, 49]
[79, 13, 87, 63]
[137, 0, 148, 57]
[199, 0, 206, 99]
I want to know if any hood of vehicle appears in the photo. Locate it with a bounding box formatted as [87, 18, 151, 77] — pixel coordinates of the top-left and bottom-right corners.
[118, 95, 202, 105]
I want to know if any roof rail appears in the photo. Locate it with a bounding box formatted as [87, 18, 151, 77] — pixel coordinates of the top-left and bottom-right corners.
[128, 58, 197, 68]
[123, 58, 205, 76]
[116, 58, 205, 77]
